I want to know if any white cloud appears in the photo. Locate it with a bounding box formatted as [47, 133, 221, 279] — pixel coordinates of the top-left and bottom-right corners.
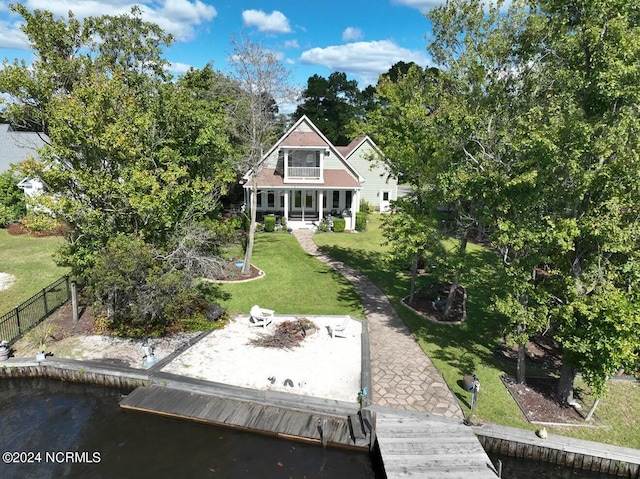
[284, 39, 299, 49]
[242, 10, 291, 34]
[167, 61, 194, 74]
[2, 0, 217, 45]
[300, 40, 429, 85]
[342, 27, 363, 42]
[0, 20, 29, 49]
[391, 0, 445, 12]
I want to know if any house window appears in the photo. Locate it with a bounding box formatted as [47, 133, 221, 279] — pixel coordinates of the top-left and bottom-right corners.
[383, 191, 390, 201]
[280, 195, 285, 208]
[345, 191, 352, 209]
[256, 192, 263, 208]
[306, 192, 313, 208]
[294, 191, 302, 208]
[291, 150, 320, 168]
[333, 191, 340, 208]
[267, 192, 275, 208]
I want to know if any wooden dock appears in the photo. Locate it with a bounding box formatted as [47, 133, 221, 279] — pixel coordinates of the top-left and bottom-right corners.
[120, 385, 371, 449]
[373, 407, 499, 478]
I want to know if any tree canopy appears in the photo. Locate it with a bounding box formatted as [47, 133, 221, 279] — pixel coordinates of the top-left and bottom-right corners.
[293, 71, 375, 145]
[363, 0, 640, 402]
[0, 5, 237, 335]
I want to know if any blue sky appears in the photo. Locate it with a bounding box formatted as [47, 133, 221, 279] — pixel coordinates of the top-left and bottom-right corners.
[0, 0, 447, 92]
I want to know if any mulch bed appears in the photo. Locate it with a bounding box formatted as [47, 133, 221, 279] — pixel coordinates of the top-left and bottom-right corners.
[402, 283, 467, 323]
[501, 375, 589, 424]
[215, 259, 262, 281]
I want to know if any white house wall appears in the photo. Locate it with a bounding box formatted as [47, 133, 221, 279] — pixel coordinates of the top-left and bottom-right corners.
[347, 142, 398, 207]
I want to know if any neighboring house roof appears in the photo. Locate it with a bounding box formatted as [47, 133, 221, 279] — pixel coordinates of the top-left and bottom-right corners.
[336, 135, 368, 158]
[338, 134, 385, 162]
[0, 123, 47, 174]
[247, 168, 361, 189]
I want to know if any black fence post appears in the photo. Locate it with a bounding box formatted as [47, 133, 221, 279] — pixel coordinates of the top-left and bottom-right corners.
[15, 307, 21, 336]
[42, 287, 48, 315]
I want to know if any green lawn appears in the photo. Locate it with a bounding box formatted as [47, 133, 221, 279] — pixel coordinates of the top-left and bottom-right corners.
[0, 230, 69, 316]
[218, 232, 364, 318]
[314, 215, 640, 449]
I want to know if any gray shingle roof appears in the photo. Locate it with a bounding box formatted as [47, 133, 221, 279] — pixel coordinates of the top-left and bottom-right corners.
[0, 123, 48, 174]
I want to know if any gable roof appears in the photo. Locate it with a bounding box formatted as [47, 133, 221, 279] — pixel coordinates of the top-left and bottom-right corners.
[0, 123, 48, 174]
[337, 134, 385, 161]
[248, 115, 363, 183]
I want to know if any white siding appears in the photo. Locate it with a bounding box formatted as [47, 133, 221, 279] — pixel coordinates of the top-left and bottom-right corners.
[347, 141, 398, 208]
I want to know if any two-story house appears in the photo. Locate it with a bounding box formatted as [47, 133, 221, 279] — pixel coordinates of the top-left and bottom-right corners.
[242, 115, 398, 230]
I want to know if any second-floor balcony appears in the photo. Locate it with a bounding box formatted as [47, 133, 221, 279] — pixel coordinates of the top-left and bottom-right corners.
[287, 166, 321, 179]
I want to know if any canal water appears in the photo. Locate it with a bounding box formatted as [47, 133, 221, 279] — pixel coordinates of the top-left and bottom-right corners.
[488, 452, 624, 479]
[0, 378, 376, 479]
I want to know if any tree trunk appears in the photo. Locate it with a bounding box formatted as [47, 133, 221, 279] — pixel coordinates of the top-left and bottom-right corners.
[443, 275, 459, 320]
[585, 398, 600, 421]
[556, 360, 576, 405]
[408, 254, 419, 304]
[516, 341, 527, 384]
[242, 184, 257, 275]
[443, 236, 467, 320]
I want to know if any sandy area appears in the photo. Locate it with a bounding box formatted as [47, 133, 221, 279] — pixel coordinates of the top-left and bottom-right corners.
[11, 330, 200, 368]
[162, 316, 363, 404]
[0, 272, 15, 291]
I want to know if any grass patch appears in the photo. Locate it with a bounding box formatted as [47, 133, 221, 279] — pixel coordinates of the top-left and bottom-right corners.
[218, 232, 363, 318]
[314, 215, 640, 448]
[0, 229, 68, 315]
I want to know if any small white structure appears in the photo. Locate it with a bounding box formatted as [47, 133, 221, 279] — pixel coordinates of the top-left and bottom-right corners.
[0, 123, 48, 201]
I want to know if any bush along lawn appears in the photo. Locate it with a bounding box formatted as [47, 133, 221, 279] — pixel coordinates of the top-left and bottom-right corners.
[0, 229, 68, 315]
[313, 214, 640, 449]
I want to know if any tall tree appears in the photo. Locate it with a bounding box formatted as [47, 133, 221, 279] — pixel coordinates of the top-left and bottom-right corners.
[294, 71, 372, 145]
[520, 0, 640, 404]
[0, 6, 236, 333]
[427, 0, 640, 403]
[228, 35, 294, 276]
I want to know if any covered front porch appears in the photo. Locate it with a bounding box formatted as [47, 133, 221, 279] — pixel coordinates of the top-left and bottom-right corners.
[248, 187, 361, 230]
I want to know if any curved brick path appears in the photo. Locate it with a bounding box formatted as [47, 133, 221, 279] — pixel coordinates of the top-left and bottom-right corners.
[293, 229, 463, 419]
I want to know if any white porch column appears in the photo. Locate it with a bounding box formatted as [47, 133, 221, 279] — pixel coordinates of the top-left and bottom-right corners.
[352, 190, 360, 229]
[284, 191, 289, 221]
[318, 191, 323, 221]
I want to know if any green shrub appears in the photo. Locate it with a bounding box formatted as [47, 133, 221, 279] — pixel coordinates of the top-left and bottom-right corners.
[264, 215, 276, 232]
[333, 217, 346, 232]
[87, 234, 225, 338]
[20, 213, 57, 233]
[355, 212, 367, 231]
[280, 215, 287, 230]
[316, 218, 330, 233]
[359, 200, 373, 214]
[0, 171, 26, 226]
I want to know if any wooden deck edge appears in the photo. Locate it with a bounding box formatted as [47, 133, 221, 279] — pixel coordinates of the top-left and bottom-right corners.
[0, 357, 150, 388]
[120, 386, 370, 451]
[150, 371, 360, 417]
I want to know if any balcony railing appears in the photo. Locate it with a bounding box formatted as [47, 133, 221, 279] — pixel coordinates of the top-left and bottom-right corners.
[287, 167, 321, 178]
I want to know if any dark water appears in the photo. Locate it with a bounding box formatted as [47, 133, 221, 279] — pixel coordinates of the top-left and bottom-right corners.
[0, 378, 376, 479]
[488, 452, 623, 479]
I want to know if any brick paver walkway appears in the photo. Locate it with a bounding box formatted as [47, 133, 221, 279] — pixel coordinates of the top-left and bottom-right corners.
[293, 229, 463, 419]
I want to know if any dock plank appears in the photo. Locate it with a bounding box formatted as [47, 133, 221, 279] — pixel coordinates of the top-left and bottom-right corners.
[376, 411, 498, 479]
[120, 385, 360, 448]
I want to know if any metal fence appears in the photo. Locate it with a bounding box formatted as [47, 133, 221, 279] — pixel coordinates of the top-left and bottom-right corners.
[0, 276, 71, 345]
